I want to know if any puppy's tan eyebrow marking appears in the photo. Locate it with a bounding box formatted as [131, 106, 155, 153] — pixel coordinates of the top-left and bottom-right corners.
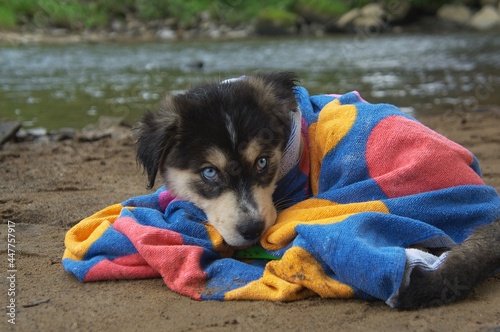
[243, 140, 262, 165]
[204, 147, 229, 170]
[243, 140, 281, 167]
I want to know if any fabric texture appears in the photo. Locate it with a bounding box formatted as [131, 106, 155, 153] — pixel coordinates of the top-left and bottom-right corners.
[63, 86, 500, 304]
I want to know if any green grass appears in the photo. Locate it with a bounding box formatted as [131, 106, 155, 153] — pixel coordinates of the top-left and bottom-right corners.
[0, 6, 16, 28]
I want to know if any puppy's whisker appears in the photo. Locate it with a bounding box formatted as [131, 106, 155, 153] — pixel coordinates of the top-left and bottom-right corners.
[274, 196, 300, 212]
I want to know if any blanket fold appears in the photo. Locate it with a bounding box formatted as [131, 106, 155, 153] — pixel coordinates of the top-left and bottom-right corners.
[63, 87, 500, 304]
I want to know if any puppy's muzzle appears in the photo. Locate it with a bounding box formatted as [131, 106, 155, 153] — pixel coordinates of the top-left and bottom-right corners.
[237, 219, 265, 241]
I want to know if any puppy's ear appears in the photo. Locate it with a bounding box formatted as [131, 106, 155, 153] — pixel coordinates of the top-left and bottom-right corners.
[255, 71, 299, 108]
[248, 72, 299, 137]
[134, 98, 178, 189]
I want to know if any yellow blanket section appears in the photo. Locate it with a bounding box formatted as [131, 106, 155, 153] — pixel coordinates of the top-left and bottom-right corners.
[63, 203, 128, 261]
[261, 198, 389, 250]
[308, 99, 357, 196]
[237, 198, 388, 301]
[225, 246, 355, 301]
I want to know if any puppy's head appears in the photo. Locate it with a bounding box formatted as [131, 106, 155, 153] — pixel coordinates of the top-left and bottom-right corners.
[135, 72, 298, 247]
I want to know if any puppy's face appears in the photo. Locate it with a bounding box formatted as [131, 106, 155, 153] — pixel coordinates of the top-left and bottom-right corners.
[135, 72, 298, 247]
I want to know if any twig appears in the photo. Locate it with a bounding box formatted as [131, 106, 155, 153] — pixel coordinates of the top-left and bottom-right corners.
[22, 299, 50, 308]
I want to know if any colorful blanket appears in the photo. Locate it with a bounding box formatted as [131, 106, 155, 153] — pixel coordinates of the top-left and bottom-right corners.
[63, 87, 500, 306]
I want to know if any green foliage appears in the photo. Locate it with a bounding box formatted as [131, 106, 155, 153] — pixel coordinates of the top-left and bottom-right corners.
[209, 1, 262, 26]
[136, 0, 213, 27]
[210, 0, 296, 26]
[0, 0, 38, 27]
[85, 3, 108, 29]
[8, 0, 39, 17]
[0, 6, 16, 28]
[136, 0, 170, 21]
[0, 0, 476, 31]
[257, 7, 297, 25]
[294, 0, 350, 16]
[37, 0, 83, 29]
[96, 0, 137, 18]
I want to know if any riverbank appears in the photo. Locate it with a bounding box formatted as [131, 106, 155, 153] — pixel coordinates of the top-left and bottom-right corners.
[1, 1, 500, 45]
[1, 109, 499, 331]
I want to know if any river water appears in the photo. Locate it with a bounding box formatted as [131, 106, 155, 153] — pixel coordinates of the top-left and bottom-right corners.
[1, 31, 499, 130]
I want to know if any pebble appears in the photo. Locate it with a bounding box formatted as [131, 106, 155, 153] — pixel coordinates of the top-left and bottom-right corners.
[50, 127, 76, 141]
[27, 127, 48, 137]
[0, 120, 21, 145]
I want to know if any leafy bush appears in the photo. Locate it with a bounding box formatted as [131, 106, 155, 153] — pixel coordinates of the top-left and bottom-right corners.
[294, 0, 350, 16]
[0, 6, 16, 28]
[258, 7, 297, 25]
[137, 0, 212, 27]
[96, 0, 137, 18]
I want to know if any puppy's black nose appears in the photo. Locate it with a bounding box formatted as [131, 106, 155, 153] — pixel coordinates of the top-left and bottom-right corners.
[237, 220, 265, 241]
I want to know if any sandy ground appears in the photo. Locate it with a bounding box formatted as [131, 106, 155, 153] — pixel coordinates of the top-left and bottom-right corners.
[1, 110, 500, 332]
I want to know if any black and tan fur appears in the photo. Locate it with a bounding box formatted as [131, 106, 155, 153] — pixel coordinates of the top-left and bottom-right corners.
[135, 72, 297, 248]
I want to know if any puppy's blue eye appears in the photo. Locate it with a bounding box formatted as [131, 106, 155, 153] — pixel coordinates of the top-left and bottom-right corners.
[202, 167, 219, 182]
[255, 157, 268, 173]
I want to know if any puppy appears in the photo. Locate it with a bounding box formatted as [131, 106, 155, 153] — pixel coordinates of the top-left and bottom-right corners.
[135, 72, 298, 248]
[135, 72, 500, 309]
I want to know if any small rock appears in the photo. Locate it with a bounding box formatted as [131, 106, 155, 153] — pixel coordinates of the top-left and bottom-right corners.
[360, 3, 385, 18]
[386, 0, 412, 23]
[346, 3, 387, 30]
[337, 8, 360, 28]
[126, 19, 143, 32]
[77, 128, 112, 142]
[207, 27, 222, 39]
[469, 5, 500, 30]
[50, 127, 76, 141]
[0, 120, 21, 145]
[187, 60, 204, 69]
[15, 128, 28, 141]
[225, 29, 251, 39]
[35, 135, 50, 144]
[50, 28, 68, 36]
[156, 28, 176, 40]
[27, 127, 47, 137]
[354, 16, 384, 29]
[111, 19, 125, 32]
[437, 4, 472, 25]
